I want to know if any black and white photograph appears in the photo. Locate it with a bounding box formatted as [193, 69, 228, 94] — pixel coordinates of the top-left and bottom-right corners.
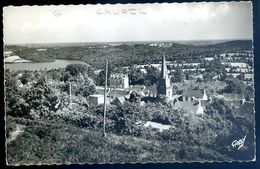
[3, 1, 255, 165]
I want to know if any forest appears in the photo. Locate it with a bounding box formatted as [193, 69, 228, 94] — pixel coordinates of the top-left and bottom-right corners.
[5, 40, 252, 69]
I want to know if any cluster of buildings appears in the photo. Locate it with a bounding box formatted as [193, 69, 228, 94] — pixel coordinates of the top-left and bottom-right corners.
[89, 54, 254, 117]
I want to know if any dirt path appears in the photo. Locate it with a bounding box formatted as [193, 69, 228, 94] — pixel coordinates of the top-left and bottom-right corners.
[7, 124, 25, 144]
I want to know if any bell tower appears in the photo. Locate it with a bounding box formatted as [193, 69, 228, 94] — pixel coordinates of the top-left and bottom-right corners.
[157, 53, 172, 100]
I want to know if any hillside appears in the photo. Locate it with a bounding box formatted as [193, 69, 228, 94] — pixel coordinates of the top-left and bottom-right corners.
[7, 116, 227, 165]
[5, 40, 252, 69]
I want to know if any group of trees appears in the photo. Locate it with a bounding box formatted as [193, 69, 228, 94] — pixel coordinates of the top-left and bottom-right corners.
[221, 78, 254, 101]
[5, 64, 96, 119]
[82, 98, 254, 161]
[95, 65, 161, 86]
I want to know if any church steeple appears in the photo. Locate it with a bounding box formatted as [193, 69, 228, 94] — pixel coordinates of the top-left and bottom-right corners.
[157, 53, 172, 100]
[161, 53, 167, 79]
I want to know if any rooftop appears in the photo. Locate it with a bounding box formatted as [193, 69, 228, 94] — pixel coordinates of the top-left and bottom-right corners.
[95, 86, 131, 97]
[223, 93, 244, 100]
[89, 94, 104, 98]
[182, 89, 205, 98]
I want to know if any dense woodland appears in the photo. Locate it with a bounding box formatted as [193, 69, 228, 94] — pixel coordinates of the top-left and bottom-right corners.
[5, 40, 252, 69]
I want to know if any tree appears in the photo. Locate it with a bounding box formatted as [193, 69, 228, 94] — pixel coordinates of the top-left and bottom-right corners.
[20, 71, 33, 84]
[95, 63, 116, 86]
[65, 64, 89, 76]
[128, 66, 145, 85]
[222, 78, 245, 94]
[5, 71, 29, 117]
[171, 68, 184, 83]
[247, 59, 253, 67]
[144, 66, 160, 85]
[101, 101, 143, 135]
[65, 73, 96, 97]
[244, 85, 254, 101]
[96, 70, 106, 86]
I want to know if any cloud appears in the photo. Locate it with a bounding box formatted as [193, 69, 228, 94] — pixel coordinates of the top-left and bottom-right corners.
[3, 2, 252, 44]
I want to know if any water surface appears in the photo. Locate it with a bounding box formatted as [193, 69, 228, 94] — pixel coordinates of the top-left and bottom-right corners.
[5, 59, 88, 71]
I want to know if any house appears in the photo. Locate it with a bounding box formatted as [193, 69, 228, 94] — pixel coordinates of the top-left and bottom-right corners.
[88, 94, 105, 108]
[175, 100, 205, 115]
[196, 101, 204, 115]
[111, 96, 126, 106]
[189, 74, 203, 81]
[243, 73, 254, 81]
[93, 86, 132, 107]
[179, 89, 208, 101]
[16, 79, 23, 88]
[109, 73, 129, 89]
[128, 85, 157, 97]
[95, 86, 131, 97]
[222, 93, 245, 100]
[218, 93, 245, 108]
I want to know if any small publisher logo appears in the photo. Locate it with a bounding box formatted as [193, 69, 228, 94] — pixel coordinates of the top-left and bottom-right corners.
[231, 135, 247, 150]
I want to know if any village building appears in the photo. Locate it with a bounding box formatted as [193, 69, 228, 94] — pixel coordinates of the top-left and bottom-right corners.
[91, 86, 132, 107]
[109, 73, 129, 89]
[242, 73, 254, 81]
[128, 85, 157, 97]
[179, 88, 208, 102]
[88, 94, 105, 108]
[95, 86, 131, 99]
[210, 93, 246, 108]
[174, 99, 208, 115]
[196, 100, 204, 115]
[90, 54, 174, 107]
[111, 96, 126, 106]
[222, 93, 245, 108]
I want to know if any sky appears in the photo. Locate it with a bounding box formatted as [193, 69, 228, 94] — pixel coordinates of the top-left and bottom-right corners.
[3, 2, 253, 44]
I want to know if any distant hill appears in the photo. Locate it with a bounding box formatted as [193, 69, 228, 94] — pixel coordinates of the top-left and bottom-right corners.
[5, 40, 253, 69]
[207, 40, 252, 49]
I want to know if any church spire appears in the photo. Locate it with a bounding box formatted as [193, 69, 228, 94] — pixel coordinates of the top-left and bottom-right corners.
[157, 52, 172, 100]
[161, 53, 167, 79]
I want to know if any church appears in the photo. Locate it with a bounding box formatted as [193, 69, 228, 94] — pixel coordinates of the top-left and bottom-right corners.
[124, 53, 174, 102]
[89, 54, 174, 107]
[156, 53, 173, 100]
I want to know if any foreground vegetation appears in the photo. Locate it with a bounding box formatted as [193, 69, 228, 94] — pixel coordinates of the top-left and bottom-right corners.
[5, 40, 255, 164]
[7, 116, 187, 164]
[5, 66, 254, 164]
[6, 96, 255, 164]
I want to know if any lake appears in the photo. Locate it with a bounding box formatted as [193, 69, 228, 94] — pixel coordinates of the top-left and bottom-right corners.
[4, 59, 88, 71]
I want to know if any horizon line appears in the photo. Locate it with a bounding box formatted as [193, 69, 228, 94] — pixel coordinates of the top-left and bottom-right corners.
[4, 38, 252, 46]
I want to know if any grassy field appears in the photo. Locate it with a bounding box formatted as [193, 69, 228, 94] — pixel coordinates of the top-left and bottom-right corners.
[6, 116, 181, 165]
